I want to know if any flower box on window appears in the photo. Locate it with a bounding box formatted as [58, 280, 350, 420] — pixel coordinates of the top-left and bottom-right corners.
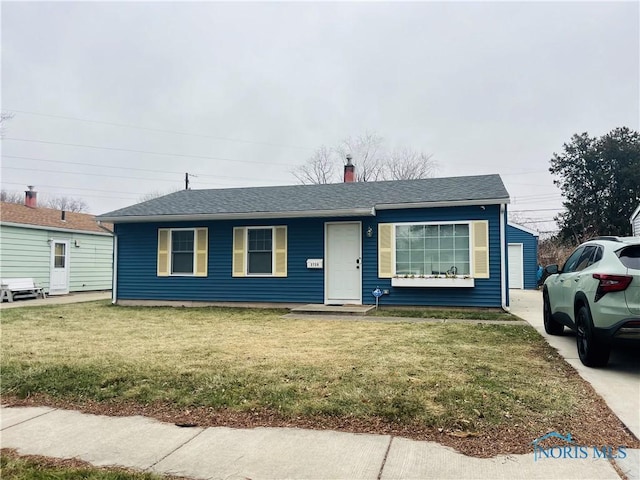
[391, 276, 475, 288]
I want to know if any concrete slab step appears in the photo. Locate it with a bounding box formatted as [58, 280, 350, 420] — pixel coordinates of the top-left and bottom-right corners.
[289, 304, 376, 316]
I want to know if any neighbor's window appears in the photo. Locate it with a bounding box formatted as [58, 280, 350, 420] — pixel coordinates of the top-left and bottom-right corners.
[395, 223, 470, 276]
[171, 230, 195, 274]
[247, 228, 273, 275]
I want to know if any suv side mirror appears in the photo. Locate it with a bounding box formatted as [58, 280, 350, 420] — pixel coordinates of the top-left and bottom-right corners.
[545, 265, 559, 275]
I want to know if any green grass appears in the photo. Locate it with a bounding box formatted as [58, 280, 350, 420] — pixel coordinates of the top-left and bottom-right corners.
[1, 302, 580, 430]
[0, 450, 168, 480]
[370, 306, 517, 320]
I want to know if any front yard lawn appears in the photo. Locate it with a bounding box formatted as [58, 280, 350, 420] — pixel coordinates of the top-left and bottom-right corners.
[1, 302, 636, 457]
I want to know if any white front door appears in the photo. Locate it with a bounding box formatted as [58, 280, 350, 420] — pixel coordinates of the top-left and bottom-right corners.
[50, 240, 70, 295]
[325, 222, 361, 304]
[508, 243, 524, 289]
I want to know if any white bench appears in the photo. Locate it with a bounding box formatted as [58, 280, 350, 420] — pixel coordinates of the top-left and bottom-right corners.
[0, 278, 46, 302]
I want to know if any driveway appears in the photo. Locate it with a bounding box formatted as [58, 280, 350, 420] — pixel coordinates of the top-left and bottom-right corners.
[509, 289, 640, 440]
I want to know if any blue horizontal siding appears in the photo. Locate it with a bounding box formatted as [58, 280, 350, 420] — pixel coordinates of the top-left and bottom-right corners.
[115, 204, 505, 307]
[116, 218, 327, 303]
[507, 224, 538, 290]
[365, 205, 503, 308]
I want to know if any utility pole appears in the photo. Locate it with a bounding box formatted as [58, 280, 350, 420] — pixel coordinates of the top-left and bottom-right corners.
[185, 172, 190, 190]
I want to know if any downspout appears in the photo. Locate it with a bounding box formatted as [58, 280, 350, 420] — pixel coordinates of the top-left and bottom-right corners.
[112, 233, 118, 304]
[500, 204, 509, 312]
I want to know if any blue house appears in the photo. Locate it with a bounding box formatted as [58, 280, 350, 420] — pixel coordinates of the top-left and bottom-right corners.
[506, 222, 539, 289]
[98, 170, 511, 309]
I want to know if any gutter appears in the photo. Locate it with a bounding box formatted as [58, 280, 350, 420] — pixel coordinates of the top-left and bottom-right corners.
[500, 204, 510, 312]
[96, 220, 114, 235]
[97, 207, 377, 224]
[376, 198, 510, 210]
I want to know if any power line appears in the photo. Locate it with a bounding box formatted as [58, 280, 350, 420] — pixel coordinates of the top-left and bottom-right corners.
[2, 166, 182, 183]
[500, 170, 549, 176]
[1, 181, 140, 196]
[2, 154, 286, 182]
[6, 109, 315, 151]
[2, 166, 284, 188]
[4, 137, 299, 168]
[509, 208, 565, 212]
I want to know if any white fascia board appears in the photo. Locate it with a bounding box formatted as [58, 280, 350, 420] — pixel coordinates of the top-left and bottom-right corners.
[0, 221, 113, 236]
[507, 221, 540, 237]
[375, 198, 511, 211]
[631, 204, 640, 221]
[98, 207, 377, 223]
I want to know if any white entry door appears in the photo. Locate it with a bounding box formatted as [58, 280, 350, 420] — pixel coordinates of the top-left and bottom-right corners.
[508, 243, 524, 289]
[50, 240, 70, 295]
[325, 222, 361, 304]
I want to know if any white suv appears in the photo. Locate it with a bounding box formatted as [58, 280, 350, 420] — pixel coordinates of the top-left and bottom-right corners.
[542, 236, 640, 367]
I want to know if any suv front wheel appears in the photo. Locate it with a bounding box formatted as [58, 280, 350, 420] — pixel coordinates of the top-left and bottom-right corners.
[543, 290, 564, 335]
[576, 305, 610, 367]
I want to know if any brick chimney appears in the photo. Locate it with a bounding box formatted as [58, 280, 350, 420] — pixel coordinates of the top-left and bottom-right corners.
[344, 154, 355, 183]
[25, 186, 37, 208]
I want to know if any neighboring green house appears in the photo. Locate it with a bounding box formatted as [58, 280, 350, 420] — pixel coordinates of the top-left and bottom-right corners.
[0, 189, 113, 295]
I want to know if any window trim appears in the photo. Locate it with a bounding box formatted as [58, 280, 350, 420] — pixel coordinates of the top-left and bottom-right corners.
[391, 220, 473, 278]
[169, 228, 197, 276]
[246, 226, 275, 276]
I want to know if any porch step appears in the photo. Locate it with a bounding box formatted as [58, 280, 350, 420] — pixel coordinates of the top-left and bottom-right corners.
[289, 304, 376, 316]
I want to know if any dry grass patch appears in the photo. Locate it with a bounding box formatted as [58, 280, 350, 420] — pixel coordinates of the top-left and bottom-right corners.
[2, 302, 637, 456]
[0, 448, 183, 479]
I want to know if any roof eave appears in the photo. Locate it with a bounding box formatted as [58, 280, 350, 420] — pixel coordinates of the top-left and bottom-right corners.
[0, 221, 114, 236]
[507, 221, 540, 237]
[375, 198, 510, 210]
[98, 207, 378, 223]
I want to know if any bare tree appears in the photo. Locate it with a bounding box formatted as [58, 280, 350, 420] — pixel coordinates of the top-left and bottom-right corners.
[1, 111, 14, 138]
[292, 146, 337, 184]
[385, 148, 437, 180]
[44, 196, 89, 213]
[336, 132, 386, 182]
[138, 187, 182, 203]
[293, 132, 436, 184]
[2, 189, 89, 212]
[1, 190, 23, 203]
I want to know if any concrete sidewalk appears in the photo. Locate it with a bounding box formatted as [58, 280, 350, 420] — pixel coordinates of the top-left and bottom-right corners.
[1, 405, 631, 479]
[0, 290, 111, 309]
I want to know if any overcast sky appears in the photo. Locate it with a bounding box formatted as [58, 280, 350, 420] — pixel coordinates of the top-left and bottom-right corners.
[2, 1, 638, 233]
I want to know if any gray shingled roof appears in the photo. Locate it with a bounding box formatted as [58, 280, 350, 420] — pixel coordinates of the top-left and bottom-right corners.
[98, 174, 510, 221]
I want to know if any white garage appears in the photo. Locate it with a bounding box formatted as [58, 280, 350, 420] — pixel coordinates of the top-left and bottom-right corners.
[506, 222, 539, 290]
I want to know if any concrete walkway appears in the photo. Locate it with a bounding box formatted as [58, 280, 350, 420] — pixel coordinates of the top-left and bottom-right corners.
[0, 405, 629, 479]
[0, 290, 111, 309]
